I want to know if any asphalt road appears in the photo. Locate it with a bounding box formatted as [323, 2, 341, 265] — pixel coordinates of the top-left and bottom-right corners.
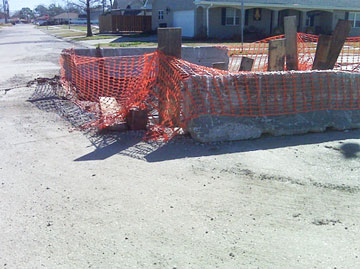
[0, 24, 360, 268]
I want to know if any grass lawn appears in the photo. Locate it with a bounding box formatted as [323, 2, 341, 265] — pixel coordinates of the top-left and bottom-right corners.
[72, 35, 119, 41]
[52, 24, 98, 32]
[99, 42, 157, 48]
[56, 31, 87, 38]
[0, 23, 13, 29]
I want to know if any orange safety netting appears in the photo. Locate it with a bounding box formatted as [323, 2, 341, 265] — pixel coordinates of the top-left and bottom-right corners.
[60, 33, 360, 141]
[227, 33, 360, 72]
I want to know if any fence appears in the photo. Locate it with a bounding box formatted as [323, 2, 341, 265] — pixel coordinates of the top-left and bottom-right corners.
[99, 14, 152, 33]
[60, 33, 360, 141]
[227, 33, 360, 72]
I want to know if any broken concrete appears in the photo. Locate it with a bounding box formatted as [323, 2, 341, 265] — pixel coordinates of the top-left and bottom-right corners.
[184, 70, 360, 142]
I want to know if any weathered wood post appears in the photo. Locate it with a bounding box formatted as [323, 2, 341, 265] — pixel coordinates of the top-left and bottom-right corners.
[212, 62, 227, 70]
[326, 20, 352, 69]
[239, 57, 254, 71]
[268, 38, 286, 71]
[313, 20, 352, 70]
[158, 28, 182, 58]
[157, 27, 182, 126]
[284, 16, 298, 70]
[312, 35, 332, 70]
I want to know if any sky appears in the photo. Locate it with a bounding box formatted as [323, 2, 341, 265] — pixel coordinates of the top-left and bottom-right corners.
[9, 0, 63, 11]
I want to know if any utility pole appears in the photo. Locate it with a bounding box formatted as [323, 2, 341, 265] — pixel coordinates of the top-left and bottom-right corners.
[67, 0, 70, 29]
[241, 0, 244, 50]
[3, 0, 9, 24]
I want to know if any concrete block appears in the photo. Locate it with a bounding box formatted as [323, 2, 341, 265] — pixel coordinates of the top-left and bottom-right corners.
[72, 46, 229, 68]
[184, 70, 360, 142]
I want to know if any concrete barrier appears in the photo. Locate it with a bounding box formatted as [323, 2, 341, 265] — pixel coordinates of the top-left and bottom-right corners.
[72, 46, 229, 68]
[184, 70, 360, 142]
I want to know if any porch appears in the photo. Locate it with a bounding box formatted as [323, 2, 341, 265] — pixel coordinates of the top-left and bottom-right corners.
[195, 5, 342, 40]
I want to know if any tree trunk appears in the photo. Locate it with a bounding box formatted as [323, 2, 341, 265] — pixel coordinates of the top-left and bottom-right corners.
[86, 0, 93, 37]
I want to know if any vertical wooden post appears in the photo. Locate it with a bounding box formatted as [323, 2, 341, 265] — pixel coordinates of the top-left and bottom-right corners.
[268, 38, 286, 71]
[157, 27, 182, 58]
[239, 57, 254, 71]
[284, 16, 298, 70]
[312, 35, 332, 70]
[212, 62, 226, 70]
[157, 28, 182, 126]
[312, 20, 352, 70]
[325, 20, 352, 69]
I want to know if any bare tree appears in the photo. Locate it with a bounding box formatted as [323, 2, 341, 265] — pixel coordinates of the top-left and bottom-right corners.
[66, 0, 101, 37]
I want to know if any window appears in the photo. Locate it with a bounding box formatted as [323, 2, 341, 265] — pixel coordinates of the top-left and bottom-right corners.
[158, 10, 164, 20]
[349, 12, 360, 28]
[225, 8, 240, 26]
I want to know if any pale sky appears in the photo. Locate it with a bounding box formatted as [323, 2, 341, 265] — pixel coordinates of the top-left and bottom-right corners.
[9, 0, 63, 11]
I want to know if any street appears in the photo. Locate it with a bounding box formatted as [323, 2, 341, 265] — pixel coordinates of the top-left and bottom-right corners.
[0, 24, 360, 268]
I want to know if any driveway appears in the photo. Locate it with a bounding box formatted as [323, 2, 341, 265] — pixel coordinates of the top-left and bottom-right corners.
[0, 24, 360, 268]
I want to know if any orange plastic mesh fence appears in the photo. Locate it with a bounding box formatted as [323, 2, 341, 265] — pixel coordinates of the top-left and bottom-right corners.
[60, 34, 360, 141]
[227, 33, 360, 72]
[60, 49, 158, 129]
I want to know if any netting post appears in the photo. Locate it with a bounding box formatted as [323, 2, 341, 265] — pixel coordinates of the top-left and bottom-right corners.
[284, 16, 298, 71]
[325, 20, 352, 69]
[158, 27, 182, 58]
[268, 38, 286, 71]
[157, 27, 182, 126]
[312, 20, 352, 70]
[313, 35, 332, 70]
[239, 57, 254, 71]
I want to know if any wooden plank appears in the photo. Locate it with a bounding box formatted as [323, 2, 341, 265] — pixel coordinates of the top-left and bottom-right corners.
[268, 38, 286, 71]
[157, 28, 182, 125]
[312, 35, 332, 70]
[284, 16, 298, 70]
[212, 62, 226, 70]
[239, 57, 254, 71]
[325, 19, 352, 69]
[158, 28, 182, 58]
[126, 108, 148, 130]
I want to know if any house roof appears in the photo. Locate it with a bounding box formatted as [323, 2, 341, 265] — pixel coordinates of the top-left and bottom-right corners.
[53, 12, 79, 20]
[143, 0, 152, 9]
[195, 0, 360, 11]
[113, 0, 145, 9]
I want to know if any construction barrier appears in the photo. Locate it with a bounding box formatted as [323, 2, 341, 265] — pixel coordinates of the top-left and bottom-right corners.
[227, 33, 360, 72]
[60, 33, 360, 141]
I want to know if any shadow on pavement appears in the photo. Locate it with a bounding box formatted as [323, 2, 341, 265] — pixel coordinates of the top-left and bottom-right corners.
[144, 130, 360, 162]
[29, 82, 360, 162]
[340, 143, 360, 158]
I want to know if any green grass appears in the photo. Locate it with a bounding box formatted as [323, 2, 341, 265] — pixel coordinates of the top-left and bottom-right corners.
[55, 24, 98, 31]
[73, 35, 118, 41]
[0, 23, 13, 29]
[56, 32, 87, 38]
[99, 42, 157, 48]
